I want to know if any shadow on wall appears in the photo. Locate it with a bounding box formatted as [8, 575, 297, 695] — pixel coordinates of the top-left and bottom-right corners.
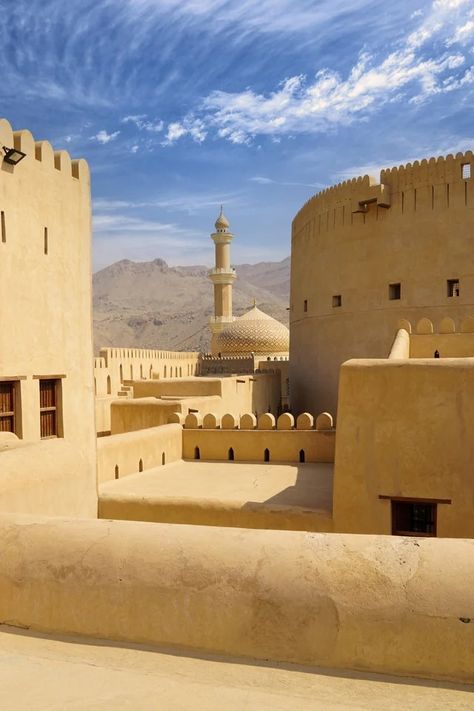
[243, 463, 333, 513]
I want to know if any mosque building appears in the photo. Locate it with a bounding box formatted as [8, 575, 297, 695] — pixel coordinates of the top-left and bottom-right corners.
[208, 207, 290, 359]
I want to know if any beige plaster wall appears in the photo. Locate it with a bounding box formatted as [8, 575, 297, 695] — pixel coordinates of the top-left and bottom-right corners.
[111, 374, 281, 434]
[290, 151, 474, 416]
[94, 348, 201, 398]
[410, 332, 474, 357]
[183, 429, 334, 463]
[111, 396, 222, 434]
[0, 119, 97, 517]
[0, 514, 473, 683]
[97, 424, 182, 483]
[333, 358, 474, 537]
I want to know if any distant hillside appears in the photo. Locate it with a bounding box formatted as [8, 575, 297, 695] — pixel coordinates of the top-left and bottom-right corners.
[93, 257, 290, 354]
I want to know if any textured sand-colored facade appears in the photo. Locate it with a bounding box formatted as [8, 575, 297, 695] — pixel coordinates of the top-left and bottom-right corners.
[0, 119, 96, 517]
[290, 151, 474, 415]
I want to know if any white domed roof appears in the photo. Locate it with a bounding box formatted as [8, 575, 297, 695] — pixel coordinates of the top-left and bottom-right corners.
[216, 305, 289, 355]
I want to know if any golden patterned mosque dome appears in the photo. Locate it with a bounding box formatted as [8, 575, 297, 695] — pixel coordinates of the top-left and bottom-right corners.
[215, 305, 289, 356]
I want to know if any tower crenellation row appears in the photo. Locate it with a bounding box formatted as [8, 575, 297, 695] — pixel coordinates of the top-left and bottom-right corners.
[292, 150, 474, 236]
[0, 117, 89, 183]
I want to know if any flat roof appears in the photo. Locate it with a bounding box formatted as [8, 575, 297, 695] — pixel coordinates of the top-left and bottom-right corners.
[0, 627, 472, 710]
[99, 461, 333, 530]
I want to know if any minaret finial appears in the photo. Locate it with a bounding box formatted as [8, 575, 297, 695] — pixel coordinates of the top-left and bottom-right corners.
[253, 297, 257, 308]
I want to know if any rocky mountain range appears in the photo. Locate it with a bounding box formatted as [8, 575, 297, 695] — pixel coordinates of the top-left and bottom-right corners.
[93, 257, 290, 354]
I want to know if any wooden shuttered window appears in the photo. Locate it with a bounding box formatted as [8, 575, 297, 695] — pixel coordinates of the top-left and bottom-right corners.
[39, 379, 58, 438]
[0, 382, 15, 432]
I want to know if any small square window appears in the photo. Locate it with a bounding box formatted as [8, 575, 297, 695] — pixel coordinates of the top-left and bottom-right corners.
[389, 283, 401, 300]
[332, 295, 342, 308]
[303, 299, 308, 312]
[447, 279, 459, 297]
[392, 501, 436, 536]
[462, 163, 471, 180]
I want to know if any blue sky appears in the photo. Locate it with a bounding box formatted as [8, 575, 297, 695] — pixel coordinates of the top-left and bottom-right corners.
[1, 0, 474, 269]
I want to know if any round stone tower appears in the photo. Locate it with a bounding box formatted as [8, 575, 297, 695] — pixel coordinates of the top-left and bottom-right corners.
[208, 207, 236, 354]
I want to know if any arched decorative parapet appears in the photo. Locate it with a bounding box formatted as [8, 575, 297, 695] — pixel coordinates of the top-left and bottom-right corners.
[296, 412, 314, 430]
[277, 412, 294, 430]
[439, 317, 456, 334]
[221, 413, 237, 430]
[461, 316, 474, 333]
[184, 413, 202, 429]
[0, 118, 14, 147]
[13, 129, 35, 156]
[203, 413, 220, 429]
[240, 413, 256, 430]
[258, 413, 275, 430]
[315, 412, 334, 431]
[416, 318, 434, 335]
[397, 319, 412, 334]
[167, 412, 185, 425]
[34, 140, 55, 167]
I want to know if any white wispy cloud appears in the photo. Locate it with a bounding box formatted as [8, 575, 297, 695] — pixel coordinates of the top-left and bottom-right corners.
[122, 114, 164, 132]
[90, 129, 121, 144]
[250, 176, 323, 188]
[165, 0, 474, 145]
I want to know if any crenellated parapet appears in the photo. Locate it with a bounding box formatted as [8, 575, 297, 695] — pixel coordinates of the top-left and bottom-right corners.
[292, 150, 474, 236]
[180, 410, 334, 431]
[0, 118, 89, 183]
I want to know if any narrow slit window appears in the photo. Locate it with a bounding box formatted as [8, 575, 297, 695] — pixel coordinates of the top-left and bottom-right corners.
[44, 227, 48, 255]
[1, 211, 5, 243]
[462, 163, 471, 180]
[332, 294, 342, 308]
[264, 448, 270, 462]
[303, 299, 308, 313]
[194, 446, 200, 460]
[228, 447, 234, 461]
[389, 283, 401, 300]
[447, 279, 460, 297]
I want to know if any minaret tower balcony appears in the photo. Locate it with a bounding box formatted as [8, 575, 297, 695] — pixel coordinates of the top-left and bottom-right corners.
[208, 266, 236, 284]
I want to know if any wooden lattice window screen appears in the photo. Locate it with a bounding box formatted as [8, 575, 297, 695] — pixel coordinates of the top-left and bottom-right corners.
[40, 379, 57, 438]
[0, 382, 15, 432]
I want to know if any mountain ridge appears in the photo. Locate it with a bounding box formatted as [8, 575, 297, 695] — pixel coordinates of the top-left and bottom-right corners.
[93, 256, 290, 354]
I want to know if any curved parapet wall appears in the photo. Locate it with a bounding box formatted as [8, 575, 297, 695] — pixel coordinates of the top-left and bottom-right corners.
[0, 515, 473, 683]
[290, 150, 474, 415]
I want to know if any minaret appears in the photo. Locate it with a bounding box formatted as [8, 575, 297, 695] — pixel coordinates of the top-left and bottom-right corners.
[208, 207, 236, 354]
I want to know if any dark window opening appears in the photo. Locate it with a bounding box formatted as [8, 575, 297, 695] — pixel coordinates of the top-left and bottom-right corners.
[264, 448, 270, 462]
[162, 452, 166, 465]
[138, 458, 144, 472]
[303, 299, 308, 312]
[332, 295, 342, 308]
[447, 279, 460, 297]
[107, 376, 111, 395]
[392, 501, 436, 536]
[389, 283, 401, 300]
[1, 211, 5, 243]
[299, 449, 305, 463]
[0, 381, 16, 433]
[194, 446, 200, 460]
[40, 379, 61, 438]
[228, 447, 234, 461]
[44, 227, 48, 255]
[114, 465, 119, 479]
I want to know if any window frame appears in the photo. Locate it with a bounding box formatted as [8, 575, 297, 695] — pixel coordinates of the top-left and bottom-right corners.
[0, 380, 20, 435]
[38, 377, 64, 439]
